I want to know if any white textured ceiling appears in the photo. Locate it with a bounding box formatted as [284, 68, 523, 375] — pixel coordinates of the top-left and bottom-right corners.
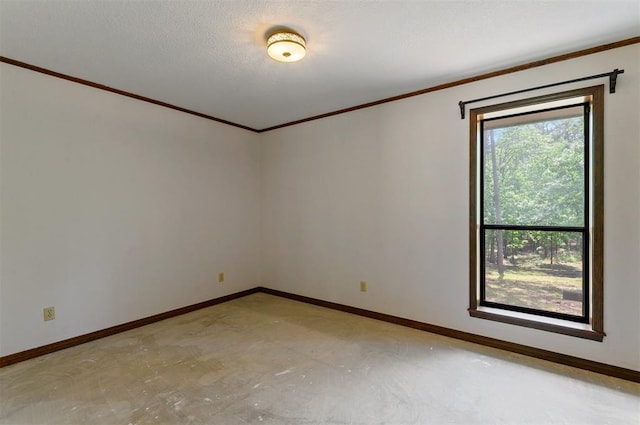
[1, 1, 639, 130]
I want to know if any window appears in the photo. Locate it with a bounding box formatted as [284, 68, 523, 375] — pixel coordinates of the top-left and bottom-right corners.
[469, 86, 604, 341]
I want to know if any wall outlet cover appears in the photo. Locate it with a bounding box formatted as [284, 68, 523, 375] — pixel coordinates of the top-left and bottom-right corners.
[43, 306, 55, 321]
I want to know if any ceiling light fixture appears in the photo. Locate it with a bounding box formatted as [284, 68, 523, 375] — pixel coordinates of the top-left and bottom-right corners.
[267, 31, 306, 63]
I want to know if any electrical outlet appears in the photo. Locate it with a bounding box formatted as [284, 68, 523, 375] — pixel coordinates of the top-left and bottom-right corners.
[43, 307, 55, 321]
[360, 281, 367, 292]
[218, 272, 224, 283]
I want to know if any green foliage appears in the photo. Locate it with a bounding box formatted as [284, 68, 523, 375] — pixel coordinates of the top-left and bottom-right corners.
[483, 114, 585, 264]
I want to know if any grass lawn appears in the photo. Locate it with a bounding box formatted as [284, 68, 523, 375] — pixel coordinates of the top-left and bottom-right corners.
[485, 257, 583, 316]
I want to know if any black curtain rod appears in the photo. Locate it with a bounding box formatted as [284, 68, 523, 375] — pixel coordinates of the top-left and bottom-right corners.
[458, 68, 624, 119]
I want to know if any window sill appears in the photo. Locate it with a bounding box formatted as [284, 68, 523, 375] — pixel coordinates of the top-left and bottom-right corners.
[468, 306, 605, 341]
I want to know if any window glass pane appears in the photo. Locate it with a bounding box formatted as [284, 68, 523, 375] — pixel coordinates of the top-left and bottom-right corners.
[483, 229, 584, 316]
[483, 106, 585, 226]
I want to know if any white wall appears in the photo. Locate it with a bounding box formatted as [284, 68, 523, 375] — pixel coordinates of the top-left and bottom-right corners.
[261, 44, 640, 371]
[1, 44, 638, 371]
[0, 64, 262, 356]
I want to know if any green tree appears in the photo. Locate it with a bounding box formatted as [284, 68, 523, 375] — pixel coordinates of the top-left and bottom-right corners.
[484, 115, 584, 265]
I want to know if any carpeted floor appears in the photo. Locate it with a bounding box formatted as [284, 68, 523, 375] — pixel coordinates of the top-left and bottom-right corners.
[1, 292, 638, 424]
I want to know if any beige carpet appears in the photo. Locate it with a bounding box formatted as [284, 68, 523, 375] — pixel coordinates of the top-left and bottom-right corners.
[1, 293, 638, 424]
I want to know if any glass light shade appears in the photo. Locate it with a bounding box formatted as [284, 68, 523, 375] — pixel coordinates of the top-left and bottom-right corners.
[267, 32, 306, 62]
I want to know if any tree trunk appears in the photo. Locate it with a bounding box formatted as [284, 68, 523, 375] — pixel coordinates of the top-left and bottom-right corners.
[489, 236, 495, 264]
[488, 130, 505, 277]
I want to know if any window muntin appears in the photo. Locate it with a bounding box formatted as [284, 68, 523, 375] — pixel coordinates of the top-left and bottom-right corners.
[469, 86, 604, 340]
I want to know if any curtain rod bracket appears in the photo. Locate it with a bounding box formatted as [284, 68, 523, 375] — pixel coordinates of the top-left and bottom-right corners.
[609, 68, 623, 93]
[459, 101, 466, 119]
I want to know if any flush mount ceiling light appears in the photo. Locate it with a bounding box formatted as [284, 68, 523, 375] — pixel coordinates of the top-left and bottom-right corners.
[267, 31, 306, 63]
